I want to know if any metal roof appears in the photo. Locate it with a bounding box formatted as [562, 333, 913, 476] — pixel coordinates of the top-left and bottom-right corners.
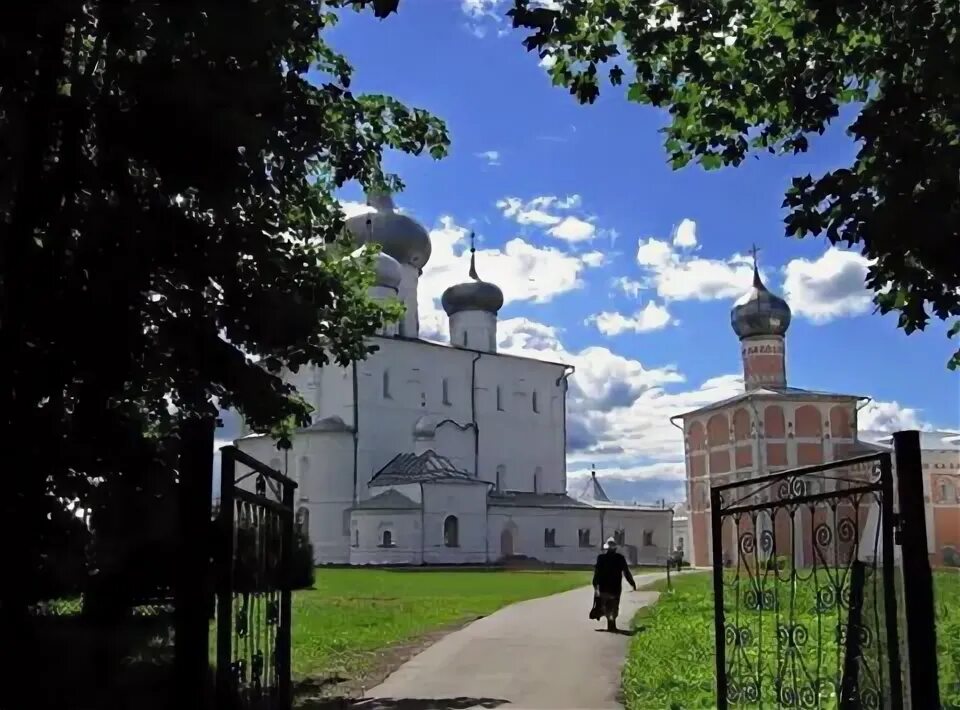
[573, 472, 611, 503]
[673, 386, 867, 420]
[487, 492, 593, 508]
[352, 489, 420, 511]
[368, 450, 484, 487]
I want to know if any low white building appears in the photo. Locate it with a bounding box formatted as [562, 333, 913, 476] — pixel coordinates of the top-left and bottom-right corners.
[236, 191, 672, 566]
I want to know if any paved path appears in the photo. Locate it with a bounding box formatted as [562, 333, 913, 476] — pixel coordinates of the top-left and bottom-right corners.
[355, 573, 663, 710]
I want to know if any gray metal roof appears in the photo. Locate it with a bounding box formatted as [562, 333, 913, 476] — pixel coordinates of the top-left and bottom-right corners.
[352, 489, 420, 511]
[673, 386, 866, 420]
[369, 450, 484, 487]
[487, 492, 593, 508]
[573, 472, 611, 503]
[861, 430, 960, 452]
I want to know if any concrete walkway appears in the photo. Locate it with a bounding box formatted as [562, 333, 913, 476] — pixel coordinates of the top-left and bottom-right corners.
[355, 573, 663, 710]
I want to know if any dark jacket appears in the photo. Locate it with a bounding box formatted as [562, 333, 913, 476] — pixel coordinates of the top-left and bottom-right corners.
[592, 550, 636, 594]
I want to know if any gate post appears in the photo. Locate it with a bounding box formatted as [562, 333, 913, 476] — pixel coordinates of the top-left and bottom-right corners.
[893, 430, 940, 707]
[710, 487, 728, 710]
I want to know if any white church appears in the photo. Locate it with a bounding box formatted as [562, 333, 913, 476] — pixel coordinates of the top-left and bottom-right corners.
[236, 191, 672, 566]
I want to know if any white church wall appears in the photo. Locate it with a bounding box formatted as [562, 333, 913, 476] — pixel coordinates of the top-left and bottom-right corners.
[487, 507, 602, 564]
[474, 355, 568, 494]
[234, 430, 355, 564]
[349, 509, 420, 565]
[602, 509, 673, 565]
[421, 483, 488, 564]
[355, 339, 476, 499]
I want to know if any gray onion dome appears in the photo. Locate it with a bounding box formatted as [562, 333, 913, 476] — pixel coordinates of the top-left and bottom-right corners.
[731, 258, 792, 339]
[372, 250, 402, 290]
[345, 190, 432, 269]
[441, 234, 504, 316]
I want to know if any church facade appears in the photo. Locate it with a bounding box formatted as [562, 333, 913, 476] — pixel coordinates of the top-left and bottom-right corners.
[676, 260, 960, 568]
[235, 192, 672, 566]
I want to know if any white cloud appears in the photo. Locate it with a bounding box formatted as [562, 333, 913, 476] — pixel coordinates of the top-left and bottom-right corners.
[859, 400, 929, 433]
[782, 247, 874, 323]
[587, 302, 673, 335]
[672, 218, 698, 248]
[476, 150, 501, 166]
[635, 232, 756, 301]
[581, 251, 606, 267]
[539, 54, 557, 69]
[612, 276, 645, 298]
[339, 200, 373, 219]
[548, 215, 596, 242]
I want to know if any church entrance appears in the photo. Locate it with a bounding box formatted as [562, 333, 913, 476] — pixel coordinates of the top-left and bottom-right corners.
[500, 527, 515, 558]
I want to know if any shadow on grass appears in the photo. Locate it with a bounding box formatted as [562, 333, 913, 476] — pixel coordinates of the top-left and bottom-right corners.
[296, 697, 508, 709]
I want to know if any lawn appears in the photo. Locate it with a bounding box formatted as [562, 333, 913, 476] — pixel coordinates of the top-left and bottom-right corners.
[290, 568, 590, 693]
[622, 570, 960, 709]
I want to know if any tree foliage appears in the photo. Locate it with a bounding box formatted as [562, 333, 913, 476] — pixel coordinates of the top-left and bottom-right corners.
[0, 0, 447, 599]
[510, 0, 960, 368]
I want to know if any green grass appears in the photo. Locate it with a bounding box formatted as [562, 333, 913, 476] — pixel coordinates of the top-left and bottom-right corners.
[622, 570, 960, 709]
[290, 568, 590, 687]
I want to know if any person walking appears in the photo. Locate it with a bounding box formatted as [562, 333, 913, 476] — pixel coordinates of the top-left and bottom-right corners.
[592, 536, 637, 632]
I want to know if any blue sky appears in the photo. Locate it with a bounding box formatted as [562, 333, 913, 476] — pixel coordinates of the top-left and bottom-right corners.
[235, 1, 958, 502]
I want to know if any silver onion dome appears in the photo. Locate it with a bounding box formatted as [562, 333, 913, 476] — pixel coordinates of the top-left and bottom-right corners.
[441, 234, 504, 316]
[731, 250, 792, 339]
[345, 190, 432, 269]
[372, 250, 403, 291]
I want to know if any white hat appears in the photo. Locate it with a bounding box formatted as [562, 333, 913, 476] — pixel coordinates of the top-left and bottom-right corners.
[604, 537, 617, 549]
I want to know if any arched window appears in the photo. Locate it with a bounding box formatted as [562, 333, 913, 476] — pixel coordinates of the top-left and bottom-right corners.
[532, 390, 539, 413]
[296, 507, 310, 536]
[544, 528, 556, 547]
[642, 530, 654, 547]
[496, 386, 504, 411]
[614, 529, 626, 545]
[381, 529, 394, 547]
[442, 377, 451, 405]
[443, 515, 459, 547]
[678, 536, 684, 550]
[382, 369, 391, 399]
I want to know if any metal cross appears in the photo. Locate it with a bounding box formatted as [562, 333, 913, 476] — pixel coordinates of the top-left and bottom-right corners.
[748, 243, 761, 268]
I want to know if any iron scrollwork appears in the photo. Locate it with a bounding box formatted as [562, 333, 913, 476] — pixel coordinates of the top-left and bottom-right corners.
[710, 453, 904, 709]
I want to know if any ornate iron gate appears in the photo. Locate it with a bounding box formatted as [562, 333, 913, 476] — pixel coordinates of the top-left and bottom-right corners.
[710, 451, 903, 709]
[216, 446, 297, 710]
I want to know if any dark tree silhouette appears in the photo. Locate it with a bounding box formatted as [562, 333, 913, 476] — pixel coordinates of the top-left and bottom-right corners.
[510, 0, 960, 367]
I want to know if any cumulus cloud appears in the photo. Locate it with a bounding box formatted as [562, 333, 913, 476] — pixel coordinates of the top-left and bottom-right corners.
[548, 215, 596, 242]
[612, 276, 645, 298]
[858, 399, 929, 433]
[587, 302, 673, 335]
[672, 218, 698, 248]
[476, 150, 501, 166]
[417, 217, 603, 341]
[497, 194, 601, 243]
[782, 247, 874, 323]
[496, 316, 735, 466]
[635, 230, 757, 301]
[339, 200, 373, 219]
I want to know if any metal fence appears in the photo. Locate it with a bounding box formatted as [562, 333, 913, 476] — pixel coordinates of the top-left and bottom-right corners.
[710, 451, 903, 709]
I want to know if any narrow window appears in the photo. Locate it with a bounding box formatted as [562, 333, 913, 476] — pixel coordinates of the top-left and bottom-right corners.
[496, 386, 503, 411]
[578, 529, 591, 548]
[496, 465, 505, 492]
[442, 377, 451, 405]
[463, 331, 469, 347]
[532, 390, 539, 413]
[643, 530, 654, 547]
[352, 528, 359, 547]
[678, 536, 684, 550]
[533, 466, 541, 493]
[381, 530, 393, 547]
[296, 507, 310, 537]
[444, 515, 459, 547]
[615, 529, 625, 545]
[382, 369, 391, 399]
[544, 528, 556, 547]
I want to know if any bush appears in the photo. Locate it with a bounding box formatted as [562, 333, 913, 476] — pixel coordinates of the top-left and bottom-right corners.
[290, 527, 315, 590]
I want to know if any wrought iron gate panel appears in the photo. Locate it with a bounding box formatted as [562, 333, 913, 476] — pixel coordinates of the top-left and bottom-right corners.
[217, 446, 297, 710]
[710, 452, 903, 709]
